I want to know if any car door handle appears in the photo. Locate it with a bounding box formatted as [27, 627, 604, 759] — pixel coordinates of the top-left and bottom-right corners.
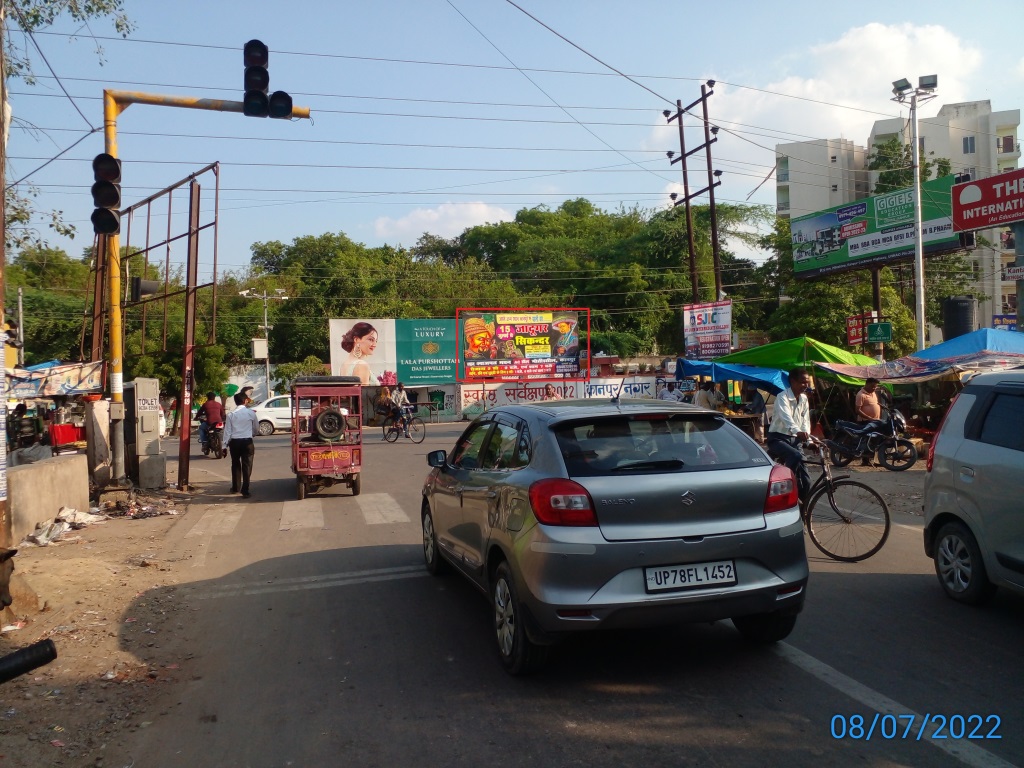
[484, 491, 497, 499]
[453, 485, 465, 494]
[960, 467, 975, 479]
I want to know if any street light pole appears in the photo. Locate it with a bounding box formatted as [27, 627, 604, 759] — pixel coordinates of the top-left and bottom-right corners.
[892, 75, 937, 351]
[239, 288, 288, 400]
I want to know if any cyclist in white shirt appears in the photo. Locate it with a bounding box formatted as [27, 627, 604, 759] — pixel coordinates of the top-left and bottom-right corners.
[766, 368, 813, 500]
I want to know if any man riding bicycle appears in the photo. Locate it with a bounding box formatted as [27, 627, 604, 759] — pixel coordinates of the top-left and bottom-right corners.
[391, 382, 413, 438]
[766, 368, 813, 501]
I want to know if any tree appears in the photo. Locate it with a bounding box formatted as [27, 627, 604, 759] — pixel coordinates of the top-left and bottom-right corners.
[273, 356, 326, 394]
[4, 1, 134, 253]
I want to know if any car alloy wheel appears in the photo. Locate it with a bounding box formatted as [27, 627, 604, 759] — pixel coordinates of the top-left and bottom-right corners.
[934, 521, 996, 605]
[421, 505, 445, 575]
[257, 420, 274, 436]
[492, 562, 546, 675]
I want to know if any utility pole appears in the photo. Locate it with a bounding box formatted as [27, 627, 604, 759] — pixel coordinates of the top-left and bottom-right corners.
[16, 286, 23, 365]
[0, 7, 9, 546]
[665, 81, 724, 303]
[239, 288, 288, 400]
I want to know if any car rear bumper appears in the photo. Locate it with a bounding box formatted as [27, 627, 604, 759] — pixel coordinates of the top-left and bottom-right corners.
[512, 509, 808, 636]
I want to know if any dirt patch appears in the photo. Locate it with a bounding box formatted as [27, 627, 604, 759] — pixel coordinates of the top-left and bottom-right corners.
[0, 495, 194, 768]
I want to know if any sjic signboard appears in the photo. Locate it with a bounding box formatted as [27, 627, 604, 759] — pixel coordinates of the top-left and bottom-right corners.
[952, 167, 1024, 231]
[846, 311, 878, 346]
[682, 300, 732, 359]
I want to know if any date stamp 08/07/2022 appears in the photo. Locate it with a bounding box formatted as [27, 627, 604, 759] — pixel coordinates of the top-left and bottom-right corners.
[831, 714, 1001, 741]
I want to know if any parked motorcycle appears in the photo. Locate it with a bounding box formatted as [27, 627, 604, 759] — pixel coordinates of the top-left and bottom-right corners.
[827, 410, 918, 471]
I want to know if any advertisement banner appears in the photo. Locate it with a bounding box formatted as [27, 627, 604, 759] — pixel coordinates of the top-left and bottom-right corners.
[791, 175, 962, 279]
[395, 319, 457, 385]
[993, 314, 1018, 332]
[682, 300, 732, 360]
[952, 167, 1024, 231]
[4, 361, 105, 398]
[456, 308, 588, 382]
[328, 319, 398, 386]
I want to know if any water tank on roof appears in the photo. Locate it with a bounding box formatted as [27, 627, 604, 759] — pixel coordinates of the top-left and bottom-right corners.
[941, 295, 976, 341]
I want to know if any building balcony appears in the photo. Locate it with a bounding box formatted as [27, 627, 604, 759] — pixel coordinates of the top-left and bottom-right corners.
[776, 202, 790, 212]
[997, 139, 1020, 159]
[777, 171, 790, 183]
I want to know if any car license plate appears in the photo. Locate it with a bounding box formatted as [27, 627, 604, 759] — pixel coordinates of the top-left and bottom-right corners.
[644, 560, 736, 592]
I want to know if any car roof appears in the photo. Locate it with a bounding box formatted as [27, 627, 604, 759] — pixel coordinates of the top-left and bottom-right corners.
[492, 398, 719, 422]
[963, 368, 1024, 388]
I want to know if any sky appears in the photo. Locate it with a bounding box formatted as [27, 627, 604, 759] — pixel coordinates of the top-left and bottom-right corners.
[6, 0, 1024, 281]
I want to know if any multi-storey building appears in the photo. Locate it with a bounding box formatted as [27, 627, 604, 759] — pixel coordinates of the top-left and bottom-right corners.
[776, 100, 1019, 336]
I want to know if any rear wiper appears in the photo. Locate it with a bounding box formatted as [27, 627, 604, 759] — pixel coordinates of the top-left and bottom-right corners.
[610, 458, 686, 472]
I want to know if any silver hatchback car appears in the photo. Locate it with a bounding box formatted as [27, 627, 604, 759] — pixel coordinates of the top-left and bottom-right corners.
[421, 399, 808, 674]
[923, 370, 1024, 604]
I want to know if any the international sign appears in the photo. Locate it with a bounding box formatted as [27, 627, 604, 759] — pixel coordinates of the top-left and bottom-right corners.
[952, 167, 1024, 232]
[866, 322, 892, 344]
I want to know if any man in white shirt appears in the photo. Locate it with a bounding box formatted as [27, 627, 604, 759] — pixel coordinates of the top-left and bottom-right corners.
[766, 368, 813, 500]
[694, 381, 725, 410]
[391, 383, 412, 437]
[224, 392, 259, 497]
[658, 382, 682, 402]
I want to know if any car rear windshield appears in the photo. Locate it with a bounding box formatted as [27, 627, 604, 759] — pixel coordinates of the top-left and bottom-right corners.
[553, 414, 767, 477]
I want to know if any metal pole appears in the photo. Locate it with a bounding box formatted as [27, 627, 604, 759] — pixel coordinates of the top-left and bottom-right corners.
[16, 287, 23, 366]
[674, 101, 699, 303]
[910, 92, 927, 351]
[700, 85, 722, 300]
[263, 294, 271, 399]
[0, 9, 9, 546]
[1014, 222, 1024, 332]
[176, 181, 201, 490]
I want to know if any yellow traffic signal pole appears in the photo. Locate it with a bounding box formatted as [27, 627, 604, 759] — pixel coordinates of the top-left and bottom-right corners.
[102, 89, 310, 485]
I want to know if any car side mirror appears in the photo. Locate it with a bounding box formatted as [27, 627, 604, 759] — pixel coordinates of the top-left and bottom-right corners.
[427, 449, 447, 468]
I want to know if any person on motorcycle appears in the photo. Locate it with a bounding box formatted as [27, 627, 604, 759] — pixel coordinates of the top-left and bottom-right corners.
[197, 392, 225, 454]
[855, 378, 882, 466]
[766, 368, 813, 501]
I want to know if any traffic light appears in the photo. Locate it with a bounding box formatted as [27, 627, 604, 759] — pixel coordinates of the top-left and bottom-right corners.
[130, 278, 162, 303]
[91, 153, 121, 235]
[243, 39, 292, 119]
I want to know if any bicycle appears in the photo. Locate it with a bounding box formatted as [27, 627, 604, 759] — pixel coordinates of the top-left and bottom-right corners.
[773, 437, 891, 562]
[382, 405, 426, 444]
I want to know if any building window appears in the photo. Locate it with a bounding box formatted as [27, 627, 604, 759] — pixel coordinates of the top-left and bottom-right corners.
[972, 260, 980, 278]
[963, 136, 976, 154]
[918, 137, 925, 154]
[831, 184, 838, 192]
[1000, 136, 1017, 153]
[830, 156, 837, 163]
[964, 167, 976, 180]
[1002, 229, 1016, 250]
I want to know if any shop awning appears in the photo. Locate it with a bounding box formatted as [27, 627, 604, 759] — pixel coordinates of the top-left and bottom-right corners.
[680, 360, 789, 394]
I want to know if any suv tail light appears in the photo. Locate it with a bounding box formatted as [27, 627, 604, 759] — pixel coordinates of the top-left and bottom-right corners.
[529, 478, 598, 526]
[926, 393, 958, 472]
[765, 465, 798, 514]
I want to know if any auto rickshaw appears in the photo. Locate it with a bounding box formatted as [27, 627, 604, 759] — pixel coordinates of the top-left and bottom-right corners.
[291, 376, 363, 499]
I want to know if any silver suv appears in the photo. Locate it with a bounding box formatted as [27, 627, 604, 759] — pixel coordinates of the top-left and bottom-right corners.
[923, 369, 1024, 604]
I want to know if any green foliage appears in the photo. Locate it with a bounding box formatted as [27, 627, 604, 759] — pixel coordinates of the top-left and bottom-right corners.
[867, 135, 947, 193]
[272, 356, 326, 394]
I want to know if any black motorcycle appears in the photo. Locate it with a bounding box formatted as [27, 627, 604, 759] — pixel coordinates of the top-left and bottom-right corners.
[827, 410, 918, 471]
[198, 413, 226, 459]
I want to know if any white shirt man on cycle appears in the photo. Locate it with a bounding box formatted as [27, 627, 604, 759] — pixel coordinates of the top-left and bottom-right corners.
[766, 368, 813, 500]
[392, 383, 413, 438]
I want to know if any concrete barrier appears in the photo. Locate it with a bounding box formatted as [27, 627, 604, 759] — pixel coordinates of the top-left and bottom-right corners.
[8, 454, 90, 544]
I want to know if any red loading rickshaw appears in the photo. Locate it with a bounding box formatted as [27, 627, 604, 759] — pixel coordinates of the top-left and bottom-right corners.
[291, 376, 363, 500]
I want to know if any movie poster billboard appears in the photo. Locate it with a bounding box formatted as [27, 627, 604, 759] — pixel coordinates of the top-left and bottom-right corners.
[790, 175, 963, 280]
[456, 308, 589, 382]
[682, 300, 732, 360]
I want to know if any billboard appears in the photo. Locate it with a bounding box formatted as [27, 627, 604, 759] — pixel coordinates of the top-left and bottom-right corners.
[329, 319, 457, 386]
[456, 308, 589, 382]
[682, 300, 732, 360]
[952, 167, 1024, 231]
[791, 175, 962, 279]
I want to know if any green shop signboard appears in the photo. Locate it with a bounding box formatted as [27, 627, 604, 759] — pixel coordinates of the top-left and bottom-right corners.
[791, 175, 963, 279]
[396, 319, 457, 385]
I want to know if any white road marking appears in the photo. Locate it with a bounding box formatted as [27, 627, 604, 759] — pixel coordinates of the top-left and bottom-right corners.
[279, 499, 325, 531]
[192, 564, 426, 599]
[184, 506, 245, 568]
[775, 643, 1018, 768]
[358, 493, 411, 524]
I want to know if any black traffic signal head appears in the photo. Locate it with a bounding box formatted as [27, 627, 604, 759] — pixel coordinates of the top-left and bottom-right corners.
[243, 39, 270, 118]
[91, 153, 122, 235]
[131, 277, 162, 303]
[268, 90, 293, 119]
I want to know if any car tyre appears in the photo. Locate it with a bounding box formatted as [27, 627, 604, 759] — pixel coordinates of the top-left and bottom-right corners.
[732, 612, 797, 644]
[934, 521, 997, 605]
[493, 561, 547, 675]
[257, 420, 275, 437]
[421, 504, 447, 576]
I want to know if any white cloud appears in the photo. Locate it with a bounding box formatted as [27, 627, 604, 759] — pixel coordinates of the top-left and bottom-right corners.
[373, 202, 515, 243]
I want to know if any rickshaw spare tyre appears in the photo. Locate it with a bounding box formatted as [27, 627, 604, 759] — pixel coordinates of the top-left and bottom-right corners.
[314, 408, 346, 440]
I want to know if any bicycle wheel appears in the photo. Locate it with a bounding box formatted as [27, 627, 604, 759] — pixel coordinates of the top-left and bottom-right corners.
[805, 479, 890, 562]
[407, 417, 426, 444]
[382, 417, 400, 442]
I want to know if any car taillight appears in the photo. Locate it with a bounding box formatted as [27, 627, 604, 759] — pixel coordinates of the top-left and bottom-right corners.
[529, 478, 597, 526]
[926, 393, 958, 472]
[764, 465, 798, 514]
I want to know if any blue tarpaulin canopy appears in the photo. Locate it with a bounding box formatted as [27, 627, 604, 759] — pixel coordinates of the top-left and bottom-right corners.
[679, 360, 789, 394]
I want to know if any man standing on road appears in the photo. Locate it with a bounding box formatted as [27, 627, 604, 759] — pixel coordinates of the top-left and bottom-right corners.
[855, 377, 882, 467]
[766, 368, 813, 501]
[224, 392, 259, 497]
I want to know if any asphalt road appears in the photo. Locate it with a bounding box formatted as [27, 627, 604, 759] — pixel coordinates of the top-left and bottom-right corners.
[116, 423, 1023, 768]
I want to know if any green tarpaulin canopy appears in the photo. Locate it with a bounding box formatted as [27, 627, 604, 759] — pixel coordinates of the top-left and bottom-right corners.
[714, 336, 878, 385]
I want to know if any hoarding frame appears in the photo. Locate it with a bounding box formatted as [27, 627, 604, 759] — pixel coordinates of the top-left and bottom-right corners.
[455, 307, 591, 384]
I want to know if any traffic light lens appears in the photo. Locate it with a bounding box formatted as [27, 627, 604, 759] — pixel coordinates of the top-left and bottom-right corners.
[91, 209, 120, 235]
[91, 180, 121, 209]
[243, 91, 269, 118]
[268, 91, 293, 119]
[243, 39, 268, 68]
[244, 66, 270, 92]
[92, 153, 121, 183]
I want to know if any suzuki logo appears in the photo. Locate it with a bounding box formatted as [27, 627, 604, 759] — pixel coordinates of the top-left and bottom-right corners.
[680, 491, 696, 506]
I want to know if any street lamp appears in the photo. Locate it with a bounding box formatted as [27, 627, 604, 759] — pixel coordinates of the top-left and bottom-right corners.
[891, 74, 938, 351]
[239, 288, 289, 400]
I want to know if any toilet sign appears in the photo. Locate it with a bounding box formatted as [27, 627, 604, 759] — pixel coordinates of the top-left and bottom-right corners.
[952, 167, 1024, 231]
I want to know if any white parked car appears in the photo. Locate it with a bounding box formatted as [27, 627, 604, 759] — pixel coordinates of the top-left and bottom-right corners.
[251, 395, 293, 436]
